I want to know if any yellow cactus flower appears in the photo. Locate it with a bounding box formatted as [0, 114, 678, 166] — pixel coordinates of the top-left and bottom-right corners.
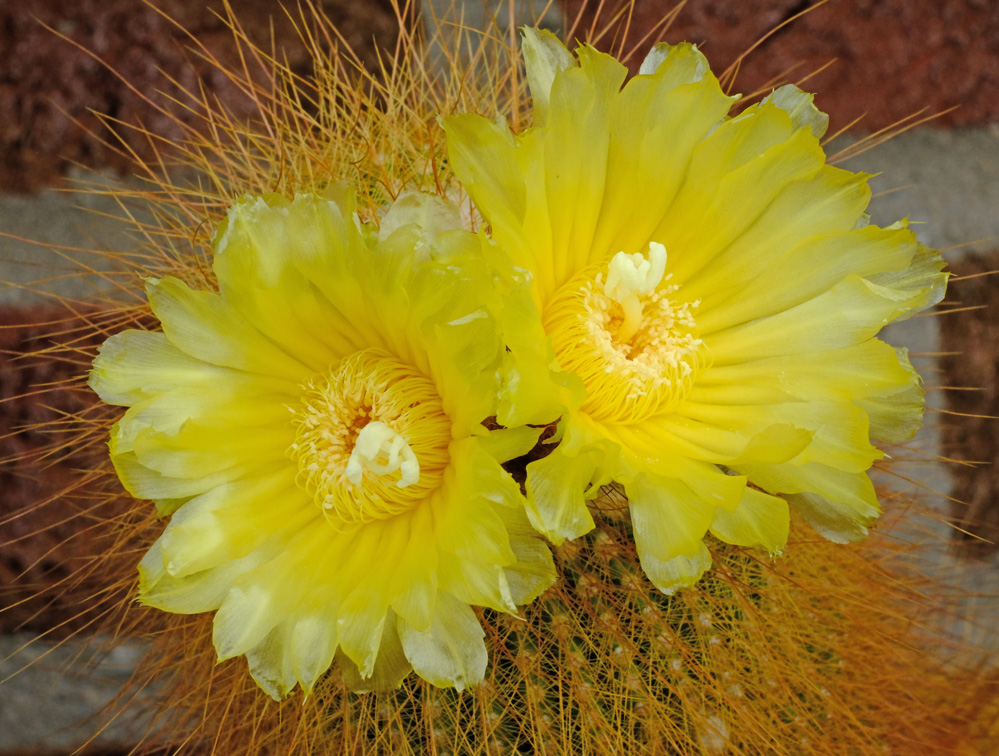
[89, 191, 555, 699]
[444, 29, 947, 594]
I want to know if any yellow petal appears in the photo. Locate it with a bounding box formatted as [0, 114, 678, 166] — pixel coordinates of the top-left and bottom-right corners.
[639, 542, 712, 596]
[397, 592, 487, 692]
[675, 398, 879, 473]
[695, 224, 914, 335]
[707, 274, 932, 365]
[245, 622, 297, 700]
[521, 27, 575, 126]
[139, 545, 268, 614]
[738, 461, 880, 543]
[110, 448, 231, 502]
[655, 108, 825, 286]
[762, 84, 829, 138]
[147, 276, 308, 380]
[626, 472, 729, 567]
[709, 487, 790, 555]
[589, 43, 735, 262]
[289, 613, 341, 693]
[213, 194, 365, 370]
[156, 469, 312, 578]
[541, 46, 628, 292]
[337, 611, 411, 693]
[524, 442, 601, 543]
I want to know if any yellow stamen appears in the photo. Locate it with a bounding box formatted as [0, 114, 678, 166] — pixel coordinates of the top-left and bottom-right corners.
[289, 349, 451, 524]
[544, 242, 705, 424]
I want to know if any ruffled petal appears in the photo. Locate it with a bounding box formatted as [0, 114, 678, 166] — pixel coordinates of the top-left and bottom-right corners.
[639, 543, 712, 596]
[707, 274, 935, 365]
[213, 194, 367, 370]
[737, 461, 880, 543]
[693, 339, 925, 445]
[397, 592, 488, 692]
[521, 27, 575, 126]
[289, 613, 342, 693]
[524, 442, 600, 543]
[155, 469, 312, 578]
[709, 487, 790, 555]
[110, 449, 232, 503]
[695, 224, 914, 334]
[139, 539, 267, 614]
[627, 473, 717, 567]
[436, 439, 556, 611]
[245, 622, 297, 700]
[337, 610, 411, 693]
[146, 276, 308, 380]
[89, 330, 286, 406]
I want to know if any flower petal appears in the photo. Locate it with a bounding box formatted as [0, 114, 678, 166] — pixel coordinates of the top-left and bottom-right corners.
[524, 442, 600, 543]
[737, 462, 880, 543]
[521, 27, 575, 126]
[397, 592, 487, 692]
[627, 473, 723, 566]
[289, 613, 341, 693]
[147, 276, 308, 380]
[337, 610, 412, 693]
[709, 487, 790, 555]
[213, 194, 365, 370]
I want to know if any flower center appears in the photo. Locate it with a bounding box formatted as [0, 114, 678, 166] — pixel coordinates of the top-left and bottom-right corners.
[544, 242, 705, 424]
[289, 349, 451, 524]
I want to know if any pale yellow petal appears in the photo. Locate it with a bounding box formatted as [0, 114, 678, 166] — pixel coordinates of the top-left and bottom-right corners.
[694, 339, 925, 445]
[737, 462, 880, 543]
[337, 611, 411, 693]
[709, 487, 790, 554]
[639, 542, 712, 596]
[626, 473, 728, 568]
[762, 84, 829, 138]
[89, 330, 279, 406]
[245, 622, 297, 700]
[386, 508, 439, 632]
[438, 553, 517, 614]
[524, 442, 601, 543]
[695, 224, 914, 335]
[707, 274, 931, 365]
[139, 543, 268, 615]
[397, 592, 487, 692]
[110, 449, 231, 502]
[614, 416, 813, 469]
[674, 399, 879, 472]
[156, 469, 313, 578]
[147, 276, 307, 380]
[521, 27, 575, 126]
[289, 614, 341, 693]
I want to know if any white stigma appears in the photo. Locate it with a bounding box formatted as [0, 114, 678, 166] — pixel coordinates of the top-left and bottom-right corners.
[345, 421, 420, 488]
[603, 242, 668, 342]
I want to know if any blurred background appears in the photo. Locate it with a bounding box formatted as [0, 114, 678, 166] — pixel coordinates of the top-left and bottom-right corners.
[1, 1, 997, 753]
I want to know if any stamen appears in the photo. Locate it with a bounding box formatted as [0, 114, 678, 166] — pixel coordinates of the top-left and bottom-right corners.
[288, 349, 450, 524]
[345, 421, 420, 488]
[604, 242, 668, 341]
[543, 242, 704, 424]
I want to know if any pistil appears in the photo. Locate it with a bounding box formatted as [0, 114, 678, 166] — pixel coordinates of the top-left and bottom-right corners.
[345, 421, 420, 488]
[603, 242, 668, 342]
